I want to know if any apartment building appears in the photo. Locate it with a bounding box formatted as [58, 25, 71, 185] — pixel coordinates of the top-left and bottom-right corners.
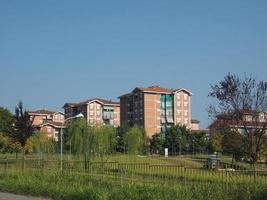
[63, 98, 120, 127]
[119, 86, 192, 138]
[209, 110, 267, 135]
[27, 109, 65, 141]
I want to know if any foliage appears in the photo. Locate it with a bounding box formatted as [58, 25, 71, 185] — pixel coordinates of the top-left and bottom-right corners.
[67, 119, 117, 165]
[11, 102, 35, 151]
[165, 125, 190, 155]
[221, 130, 246, 162]
[0, 107, 13, 134]
[190, 131, 210, 153]
[210, 133, 223, 153]
[209, 73, 267, 166]
[115, 125, 129, 153]
[32, 131, 57, 155]
[150, 133, 164, 154]
[0, 134, 10, 153]
[124, 125, 147, 155]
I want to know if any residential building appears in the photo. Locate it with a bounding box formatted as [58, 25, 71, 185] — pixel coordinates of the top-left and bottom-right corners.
[63, 98, 120, 127]
[191, 119, 200, 131]
[119, 86, 192, 138]
[27, 109, 65, 141]
[209, 109, 267, 135]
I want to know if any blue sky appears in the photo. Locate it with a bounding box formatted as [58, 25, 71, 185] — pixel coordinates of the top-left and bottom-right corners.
[0, 0, 266, 128]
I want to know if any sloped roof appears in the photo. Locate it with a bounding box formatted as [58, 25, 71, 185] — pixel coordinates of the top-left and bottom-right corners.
[28, 109, 55, 115]
[137, 86, 173, 93]
[37, 121, 65, 128]
[63, 98, 119, 108]
[118, 86, 192, 98]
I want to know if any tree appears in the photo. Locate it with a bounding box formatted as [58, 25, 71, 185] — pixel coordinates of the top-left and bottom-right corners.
[115, 125, 129, 153]
[190, 131, 210, 154]
[67, 119, 117, 168]
[0, 107, 13, 134]
[124, 125, 147, 155]
[150, 133, 164, 154]
[67, 118, 92, 166]
[221, 130, 245, 162]
[11, 102, 35, 159]
[209, 132, 223, 153]
[32, 131, 57, 155]
[209, 73, 267, 170]
[165, 125, 190, 155]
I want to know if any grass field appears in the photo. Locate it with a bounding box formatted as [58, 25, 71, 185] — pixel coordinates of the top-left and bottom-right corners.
[0, 154, 267, 200]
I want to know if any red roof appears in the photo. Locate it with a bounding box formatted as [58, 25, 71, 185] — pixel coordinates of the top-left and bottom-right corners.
[138, 86, 173, 93]
[28, 109, 55, 115]
[63, 98, 119, 108]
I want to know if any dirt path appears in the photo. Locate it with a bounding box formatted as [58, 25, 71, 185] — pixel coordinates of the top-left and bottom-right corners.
[0, 192, 52, 200]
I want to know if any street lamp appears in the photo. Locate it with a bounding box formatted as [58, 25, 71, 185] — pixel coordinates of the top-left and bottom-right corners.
[60, 113, 84, 172]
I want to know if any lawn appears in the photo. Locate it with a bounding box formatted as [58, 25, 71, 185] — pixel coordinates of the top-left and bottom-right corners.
[0, 154, 266, 200]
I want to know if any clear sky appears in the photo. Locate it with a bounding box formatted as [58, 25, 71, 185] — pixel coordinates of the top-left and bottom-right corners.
[0, 0, 266, 128]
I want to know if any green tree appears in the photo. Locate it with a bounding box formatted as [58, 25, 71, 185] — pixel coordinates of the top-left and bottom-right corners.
[190, 131, 210, 154]
[150, 133, 164, 154]
[221, 130, 246, 163]
[116, 125, 129, 153]
[0, 134, 10, 153]
[210, 133, 223, 153]
[0, 107, 13, 134]
[124, 125, 147, 155]
[68, 119, 117, 167]
[165, 125, 190, 155]
[32, 131, 57, 156]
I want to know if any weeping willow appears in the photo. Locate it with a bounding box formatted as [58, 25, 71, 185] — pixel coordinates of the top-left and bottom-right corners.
[67, 118, 117, 168]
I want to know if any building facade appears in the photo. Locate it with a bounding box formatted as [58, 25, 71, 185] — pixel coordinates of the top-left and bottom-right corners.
[209, 110, 267, 135]
[27, 109, 65, 141]
[63, 98, 120, 127]
[119, 86, 192, 138]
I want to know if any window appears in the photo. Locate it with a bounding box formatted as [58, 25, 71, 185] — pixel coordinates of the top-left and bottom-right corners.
[184, 95, 188, 100]
[177, 101, 181, 107]
[47, 127, 51, 132]
[90, 111, 93, 116]
[184, 111, 188, 116]
[177, 95, 180, 100]
[97, 111, 100, 116]
[177, 118, 181, 123]
[184, 102, 188, 107]
[55, 115, 58, 120]
[97, 104, 101, 109]
[177, 110, 181, 115]
[166, 101, 172, 107]
[90, 104, 94, 109]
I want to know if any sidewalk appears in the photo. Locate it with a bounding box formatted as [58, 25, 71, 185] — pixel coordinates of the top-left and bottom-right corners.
[0, 192, 51, 200]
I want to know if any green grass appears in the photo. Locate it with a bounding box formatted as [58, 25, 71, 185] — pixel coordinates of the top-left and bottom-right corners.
[0, 154, 267, 200]
[0, 171, 266, 200]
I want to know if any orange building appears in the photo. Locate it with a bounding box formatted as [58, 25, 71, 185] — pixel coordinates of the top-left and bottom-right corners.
[28, 109, 65, 141]
[119, 86, 193, 138]
[63, 98, 120, 127]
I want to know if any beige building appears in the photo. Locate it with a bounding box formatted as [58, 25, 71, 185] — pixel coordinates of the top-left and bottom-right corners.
[191, 119, 200, 131]
[63, 98, 120, 127]
[28, 109, 65, 141]
[119, 86, 193, 138]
